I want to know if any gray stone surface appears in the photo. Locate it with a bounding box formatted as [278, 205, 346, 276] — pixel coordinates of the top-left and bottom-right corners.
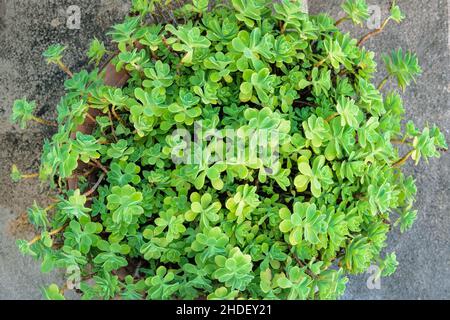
[0, 0, 448, 299]
[309, 0, 450, 300]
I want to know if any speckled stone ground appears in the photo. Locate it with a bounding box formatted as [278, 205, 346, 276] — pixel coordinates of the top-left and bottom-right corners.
[0, 0, 448, 299]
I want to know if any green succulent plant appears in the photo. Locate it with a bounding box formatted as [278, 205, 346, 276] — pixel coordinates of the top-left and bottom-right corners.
[43, 44, 66, 64]
[279, 202, 327, 246]
[107, 185, 144, 225]
[87, 38, 108, 66]
[294, 155, 333, 197]
[11, 0, 447, 301]
[341, 0, 370, 26]
[185, 192, 221, 228]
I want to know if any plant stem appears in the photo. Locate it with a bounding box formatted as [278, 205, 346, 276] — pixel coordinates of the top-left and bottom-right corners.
[354, 193, 368, 201]
[325, 112, 339, 123]
[176, 60, 184, 76]
[295, 100, 317, 108]
[111, 106, 125, 127]
[289, 246, 318, 280]
[358, 18, 391, 46]
[83, 173, 105, 197]
[32, 116, 58, 127]
[150, 50, 159, 61]
[314, 58, 326, 68]
[82, 167, 96, 177]
[28, 225, 66, 246]
[161, 36, 178, 57]
[44, 204, 56, 212]
[86, 113, 96, 123]
[91, 159, 109, 174]
[392, 150, 414, 168]
[134, 260, 143, 278]
[377, 75, 390, 91]
[21, 173, 39, 179]
[56, 60, 73, 77]
[335, 16, 349, 26]
[280, 21, 287, 34]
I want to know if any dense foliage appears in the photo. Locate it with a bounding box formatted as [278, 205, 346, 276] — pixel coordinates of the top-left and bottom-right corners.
[11, 0, 447, 300]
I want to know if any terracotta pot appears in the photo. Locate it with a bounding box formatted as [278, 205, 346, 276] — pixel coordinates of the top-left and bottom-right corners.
[67, 54, 132, 190]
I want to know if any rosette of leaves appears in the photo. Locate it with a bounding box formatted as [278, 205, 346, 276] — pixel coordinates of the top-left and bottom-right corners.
[191, 227, 229, 263]
[277, 266, 313, 300]
[165, 24, 211, 64]
[168, 88, 202, 125]
[226, 184, 261, 224]
[185, 192, 222, 229]
[106, 185, 144, 225]
[294, 155, 333, 197]
[11, 0, 447, 300]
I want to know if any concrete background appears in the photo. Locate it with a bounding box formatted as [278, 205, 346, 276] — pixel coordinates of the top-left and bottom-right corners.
[0, 0, 448, 299]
